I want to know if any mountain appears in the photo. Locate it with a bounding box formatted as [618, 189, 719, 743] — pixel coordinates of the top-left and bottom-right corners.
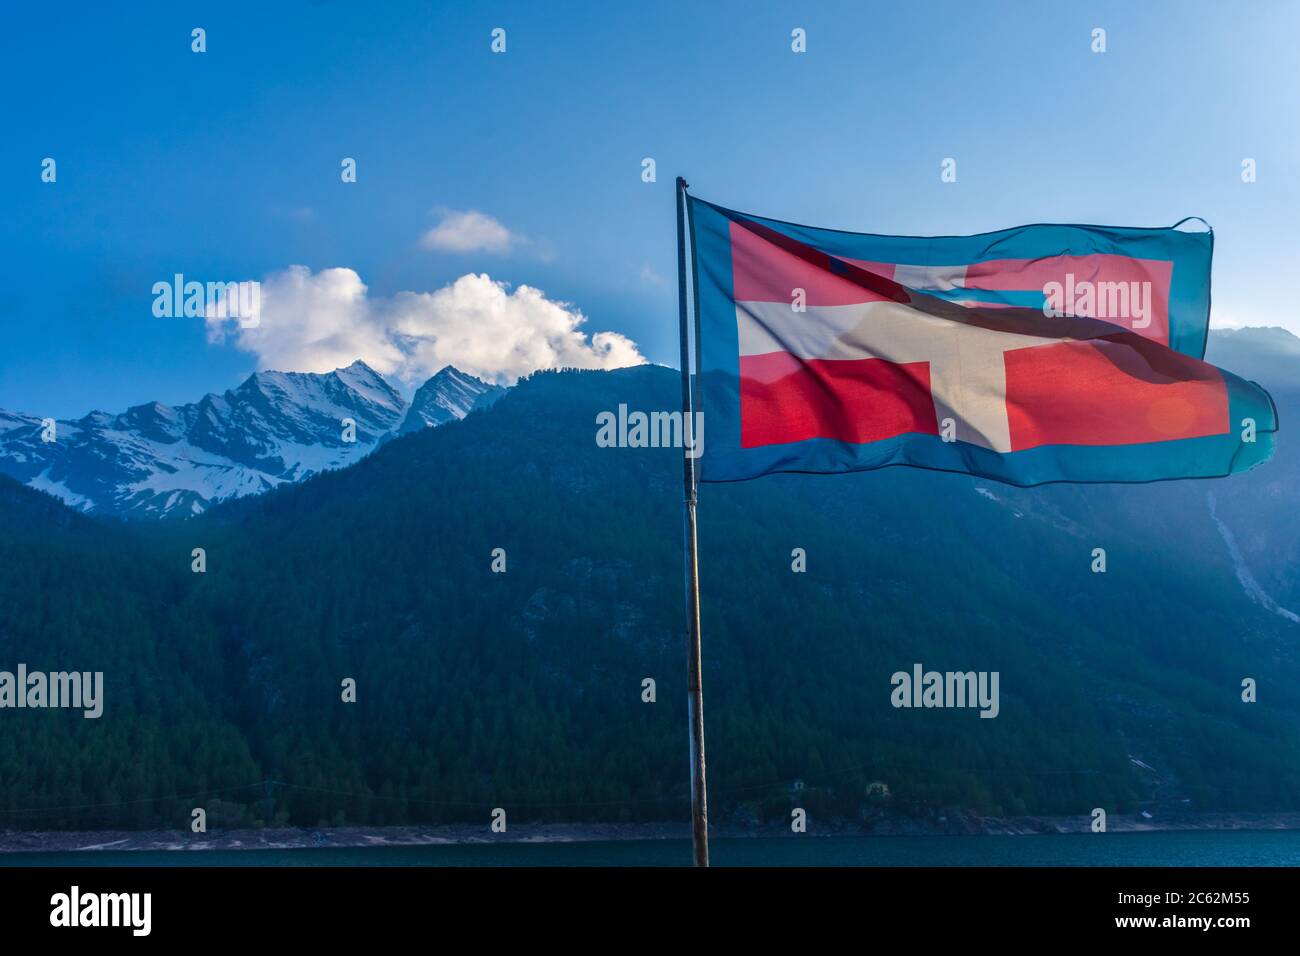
[3, 330, 1286, 523]
[0, 473, 261, 828]
[396, 366, 505, 435]
[0, 362, 499, 519]
[1198, 327, 1300, 619]
[1206, 326, 1300, 391]
[2, 331, 1298, 832]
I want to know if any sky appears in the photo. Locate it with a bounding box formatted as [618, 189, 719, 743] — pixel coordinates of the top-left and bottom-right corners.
[2, 0, 1298, 418]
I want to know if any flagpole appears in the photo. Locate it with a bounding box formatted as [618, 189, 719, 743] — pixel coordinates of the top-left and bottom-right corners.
[676, 175, 709, 867]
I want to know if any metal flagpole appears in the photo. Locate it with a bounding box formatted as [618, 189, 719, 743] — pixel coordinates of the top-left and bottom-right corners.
[675, 176, 709, 867]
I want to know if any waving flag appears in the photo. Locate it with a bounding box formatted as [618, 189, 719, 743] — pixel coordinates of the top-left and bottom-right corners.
[687, 195, 1277, 486]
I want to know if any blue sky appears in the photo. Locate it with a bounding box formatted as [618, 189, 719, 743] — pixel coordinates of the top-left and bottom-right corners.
[2, 0, 1298, 417]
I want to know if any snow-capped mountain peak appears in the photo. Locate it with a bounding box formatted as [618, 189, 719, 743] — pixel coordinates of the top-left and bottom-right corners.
[396, 366, 506, 434]
[0, 362, 507, 518]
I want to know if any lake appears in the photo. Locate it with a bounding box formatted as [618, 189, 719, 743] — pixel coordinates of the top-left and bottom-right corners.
[4, 830, 1300, 866]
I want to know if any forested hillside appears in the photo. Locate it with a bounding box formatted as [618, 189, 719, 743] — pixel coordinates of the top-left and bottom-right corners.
[2, 358, 1299, 830]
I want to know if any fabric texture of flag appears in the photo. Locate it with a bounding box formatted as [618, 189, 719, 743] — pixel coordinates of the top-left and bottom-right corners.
[687, 195, 1277, 486]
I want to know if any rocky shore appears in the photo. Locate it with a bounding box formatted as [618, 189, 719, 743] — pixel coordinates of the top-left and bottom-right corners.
[5, 811, 1300, 854]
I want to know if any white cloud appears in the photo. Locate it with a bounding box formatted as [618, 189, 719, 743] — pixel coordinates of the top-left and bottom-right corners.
[420, 210, 516, 254]
[206, 266, 645, 386]
[639, 263, 667, 286]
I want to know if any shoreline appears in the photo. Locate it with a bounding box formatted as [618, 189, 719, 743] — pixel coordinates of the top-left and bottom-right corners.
[5, 812, 1300, 855]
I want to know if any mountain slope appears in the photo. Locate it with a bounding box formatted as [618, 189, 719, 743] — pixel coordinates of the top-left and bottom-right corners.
[0, 475, 260, 828]
[0, 362, 505, 519]
[2, 331, 1297, 830]
[1206, 325, 1300, 388]
[396, 367, 505, 434]
[1, 359, 1285, 829]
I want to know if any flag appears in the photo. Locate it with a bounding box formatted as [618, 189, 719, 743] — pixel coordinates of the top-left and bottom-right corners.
[687, 195, 1277, 486]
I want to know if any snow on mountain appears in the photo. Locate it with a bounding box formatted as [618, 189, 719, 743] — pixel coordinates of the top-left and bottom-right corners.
[396, 366, 505, 434]
[0, 362, 501, 519]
